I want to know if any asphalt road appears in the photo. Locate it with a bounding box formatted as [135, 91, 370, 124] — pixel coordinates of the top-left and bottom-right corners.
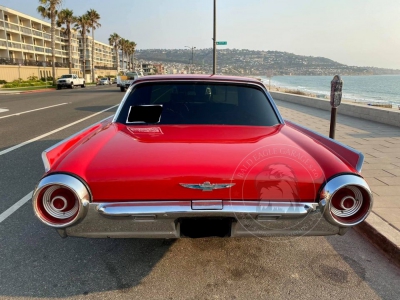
[0, 86, 399, 300]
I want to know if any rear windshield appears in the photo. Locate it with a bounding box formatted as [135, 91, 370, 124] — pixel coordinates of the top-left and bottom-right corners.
[115, 82, 280, 126]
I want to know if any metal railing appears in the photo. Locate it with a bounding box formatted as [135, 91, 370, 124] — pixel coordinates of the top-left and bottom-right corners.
[20, 27, 32, 34]
[22, 44, 34, 51]
[5, 22, 20, 31]
[94, 65, 117, 70]
[32, 30, 43, 37]
[8, 42, 22, 49]
[0, 57, 78, 68]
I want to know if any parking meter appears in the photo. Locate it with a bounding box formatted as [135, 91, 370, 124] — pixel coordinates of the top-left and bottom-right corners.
[330, 75, 343, 108]
[329, 75, 343, 139]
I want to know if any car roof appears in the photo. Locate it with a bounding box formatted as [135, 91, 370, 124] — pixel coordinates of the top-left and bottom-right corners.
[133, 74, 263, 86]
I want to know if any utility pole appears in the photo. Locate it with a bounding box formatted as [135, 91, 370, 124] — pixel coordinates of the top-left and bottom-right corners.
[185, 46, 196, 74]
[212, 0, 216, 75]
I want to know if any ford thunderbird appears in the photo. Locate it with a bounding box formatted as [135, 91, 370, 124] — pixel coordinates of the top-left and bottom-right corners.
[33, 75, 372, 238]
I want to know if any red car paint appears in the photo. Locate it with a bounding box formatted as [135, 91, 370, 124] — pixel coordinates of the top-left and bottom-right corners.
[45, 122, 357, 202]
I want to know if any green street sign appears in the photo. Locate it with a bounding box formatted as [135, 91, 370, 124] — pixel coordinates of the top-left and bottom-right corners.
[216, 41, 227, 45]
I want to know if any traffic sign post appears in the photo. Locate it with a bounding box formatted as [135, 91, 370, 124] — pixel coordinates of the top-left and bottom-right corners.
[216, 41, 227, 45]
[329, 75, 343, 139]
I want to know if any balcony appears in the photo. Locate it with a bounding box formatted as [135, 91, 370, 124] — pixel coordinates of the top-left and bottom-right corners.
[0, 57, 80, 68]
[34, 46, 44, 52]
[4, 22, 20, 32]
[7, 42, 22, 49]
[33, 30, 43, 37]
[20, 27, 32, 35]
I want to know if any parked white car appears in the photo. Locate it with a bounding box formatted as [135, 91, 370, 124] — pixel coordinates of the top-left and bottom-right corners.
[98, 78, 110, 85]
[57, 74, 85, 89]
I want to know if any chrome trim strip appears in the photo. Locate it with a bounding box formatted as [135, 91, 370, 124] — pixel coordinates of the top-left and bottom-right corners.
[264, 89, 285, 124]
[285, 120, 364, 172]
[192, 200, 223, 210]
[32, 174, 91, 228]
[63, 201, 342, 238]
[356, 152, 364, 173]
[96, 200, 317, 217]
[112, 84, 134, 123]
[41, 151, 50, 172]
[112, 79, 285, 125]
[320, 174, 373, 227]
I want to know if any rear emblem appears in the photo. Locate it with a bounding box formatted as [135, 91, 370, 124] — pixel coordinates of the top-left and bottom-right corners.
[180, 181, 235, 192]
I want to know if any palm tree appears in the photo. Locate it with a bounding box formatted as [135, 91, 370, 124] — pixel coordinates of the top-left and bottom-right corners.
[86, 9, 101, 83]
[124, 41, 132, 71]
[108, 33, 121, 72]
[57, 8, 75, 74]
[119, 38, 129, 71]
[129, 41, 137, 71]
[74, 14, 90, 80]
[37, 0, 62, 85]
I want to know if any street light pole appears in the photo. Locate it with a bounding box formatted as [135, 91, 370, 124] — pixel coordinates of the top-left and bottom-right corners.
[185, 46, 196, 74]
[212, 0, 217, 75]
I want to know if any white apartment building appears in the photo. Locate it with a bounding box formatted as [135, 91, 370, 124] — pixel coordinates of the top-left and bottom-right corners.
[79, 35, 116, 79]
[0, 5, 117, 82]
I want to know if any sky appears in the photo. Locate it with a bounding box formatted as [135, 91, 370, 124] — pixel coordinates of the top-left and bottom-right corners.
[3, 0, 400, 69]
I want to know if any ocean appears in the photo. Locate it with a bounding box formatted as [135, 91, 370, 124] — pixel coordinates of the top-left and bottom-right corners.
[259, 75, 400, 105]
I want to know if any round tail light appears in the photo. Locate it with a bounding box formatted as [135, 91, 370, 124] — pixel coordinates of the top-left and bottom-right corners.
[329, 185, 371, 225]
[38, 185, 79, 222]
[320, 175, 373, 227]
[33, 174, 91, 228]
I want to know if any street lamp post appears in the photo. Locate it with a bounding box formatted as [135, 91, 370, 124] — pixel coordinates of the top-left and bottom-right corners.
[213, 0, 217, 75]
[185, 46, 196, 74]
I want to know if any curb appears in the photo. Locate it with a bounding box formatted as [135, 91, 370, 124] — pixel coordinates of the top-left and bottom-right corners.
[354, 213, 400, 268]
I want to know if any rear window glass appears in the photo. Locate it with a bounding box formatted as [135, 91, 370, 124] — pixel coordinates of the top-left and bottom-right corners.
[115, 82, 280, 126]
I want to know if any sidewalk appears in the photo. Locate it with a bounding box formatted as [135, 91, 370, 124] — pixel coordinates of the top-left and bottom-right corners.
[274, 98, 400, 265]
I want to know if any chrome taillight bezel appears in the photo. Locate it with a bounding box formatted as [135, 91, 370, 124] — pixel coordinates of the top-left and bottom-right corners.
[319, 174, 373, 227]
[32, 174, 91, 228]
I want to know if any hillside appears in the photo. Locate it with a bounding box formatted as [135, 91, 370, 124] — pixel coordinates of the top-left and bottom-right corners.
[135, 49, 400, 76]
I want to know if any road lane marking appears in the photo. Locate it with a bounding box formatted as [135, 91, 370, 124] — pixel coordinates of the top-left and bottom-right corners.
[0, 191, 32, 224]
[0, 104, 119, 156]
[0, 108, 9, 113]
[0, 103, 68, 119]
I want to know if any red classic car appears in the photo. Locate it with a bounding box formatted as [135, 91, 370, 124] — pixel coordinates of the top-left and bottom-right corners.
[32, 75, 372, 238]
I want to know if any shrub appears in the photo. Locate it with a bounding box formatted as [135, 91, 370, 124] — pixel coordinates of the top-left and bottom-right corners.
[0, 80, 7, 84]
[3, 83, 13, 88]
[27, 74, 39, 81]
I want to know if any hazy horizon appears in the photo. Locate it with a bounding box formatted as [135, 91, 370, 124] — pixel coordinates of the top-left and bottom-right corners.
[3, 0, 400, 69]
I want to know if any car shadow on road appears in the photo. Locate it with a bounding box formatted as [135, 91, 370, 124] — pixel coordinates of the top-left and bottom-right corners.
[0, 212, 175, 298]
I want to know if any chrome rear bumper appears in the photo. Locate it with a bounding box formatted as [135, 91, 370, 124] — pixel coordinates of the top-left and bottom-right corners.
[58, 200, 346, 238]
